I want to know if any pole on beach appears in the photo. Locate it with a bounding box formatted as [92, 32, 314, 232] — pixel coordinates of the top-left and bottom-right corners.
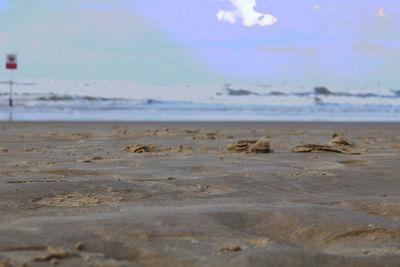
[9, 70, 13, 107]
[6, 54, 18, 107]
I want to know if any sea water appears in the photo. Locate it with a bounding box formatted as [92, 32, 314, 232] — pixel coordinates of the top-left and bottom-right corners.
[0, 79, 398, 121]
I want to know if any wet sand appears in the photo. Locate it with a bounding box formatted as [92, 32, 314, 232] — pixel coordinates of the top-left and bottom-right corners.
[0, 121, 400, 266]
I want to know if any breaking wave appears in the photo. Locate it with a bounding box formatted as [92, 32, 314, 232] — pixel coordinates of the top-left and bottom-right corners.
[0, 80, 398, 121]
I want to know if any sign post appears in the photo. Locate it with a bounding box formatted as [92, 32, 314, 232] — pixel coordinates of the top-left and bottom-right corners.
[6, 54, 17, 107]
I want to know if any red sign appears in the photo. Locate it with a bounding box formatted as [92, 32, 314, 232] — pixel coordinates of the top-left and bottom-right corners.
[6, 54, 17, 70]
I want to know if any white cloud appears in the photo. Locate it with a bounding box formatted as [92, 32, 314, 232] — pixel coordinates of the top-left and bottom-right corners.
[217, 0, 277, 27]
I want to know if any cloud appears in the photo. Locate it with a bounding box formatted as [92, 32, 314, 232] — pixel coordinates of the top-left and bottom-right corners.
[259, 45, 316, 57]
[377, 7, 389, 19]
[259, 46, 298, 53]
[352, 40, 400, 57]
[217, 0, 277, 27]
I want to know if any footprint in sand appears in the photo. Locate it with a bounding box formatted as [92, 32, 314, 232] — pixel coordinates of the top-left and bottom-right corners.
[289, 170, 336, 177]
[176, 184, 235, 195]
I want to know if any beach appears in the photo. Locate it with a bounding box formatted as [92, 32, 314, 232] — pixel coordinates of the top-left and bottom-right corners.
[1, 121, 400, 266]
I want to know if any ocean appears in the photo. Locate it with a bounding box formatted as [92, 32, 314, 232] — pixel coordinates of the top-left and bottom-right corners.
[0, 79, 399, 121]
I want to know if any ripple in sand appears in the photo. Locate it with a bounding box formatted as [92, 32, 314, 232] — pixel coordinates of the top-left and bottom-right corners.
[0, 245, 132, 266]
[333, 199, 400, 221]
[322, 226, 400, 256]
[0, 246, 77, 264]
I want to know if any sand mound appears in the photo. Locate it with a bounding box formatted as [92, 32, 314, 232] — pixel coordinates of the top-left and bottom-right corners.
[293, 134, 360, 154]
[226, 140, 271, 154]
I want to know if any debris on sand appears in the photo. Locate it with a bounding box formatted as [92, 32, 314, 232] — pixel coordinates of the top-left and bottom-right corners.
[226, 140, 271, 154]
[124, 144, 192, 153]
[159, 145, 193, 153]
[124, 144, 158, 153]
[114, 128, 128, 136]
[219, 244, 241, 252]
[327, 133, 353, 147]
[24, 148, 42, 152]
[31, 246, 77, 262]
[205, 132, 217, 140]
[292, 144, 346, 154]
[179, 129, 200, 134]
[64, 132, 91, 139]
[75, 242, 85, 251]
[293, 134, 360, 155]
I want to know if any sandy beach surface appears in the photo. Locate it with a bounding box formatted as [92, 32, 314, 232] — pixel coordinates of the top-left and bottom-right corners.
[1, 121, 400, 266]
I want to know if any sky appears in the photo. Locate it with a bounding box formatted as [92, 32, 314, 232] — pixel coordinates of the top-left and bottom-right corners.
[0, 0, 399, 87]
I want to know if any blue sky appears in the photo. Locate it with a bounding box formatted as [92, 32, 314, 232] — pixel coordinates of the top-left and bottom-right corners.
[0, 0, 399, 87]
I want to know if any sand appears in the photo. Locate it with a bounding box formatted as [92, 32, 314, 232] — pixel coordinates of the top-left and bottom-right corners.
[0, 121, 399, 266]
